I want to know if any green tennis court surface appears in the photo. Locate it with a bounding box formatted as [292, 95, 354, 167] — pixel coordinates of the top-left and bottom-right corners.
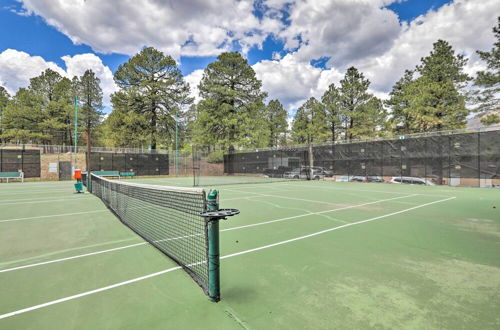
[0, 179, 499, 329]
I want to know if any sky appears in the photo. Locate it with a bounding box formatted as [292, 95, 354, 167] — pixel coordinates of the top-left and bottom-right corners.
[0, 0, 498, 116]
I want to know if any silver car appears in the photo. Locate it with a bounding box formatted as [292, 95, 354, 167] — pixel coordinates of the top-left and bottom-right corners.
[285, 168, 324, 180]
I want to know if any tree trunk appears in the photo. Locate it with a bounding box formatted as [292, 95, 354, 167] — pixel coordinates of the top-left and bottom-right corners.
[151, 107, 157, 150]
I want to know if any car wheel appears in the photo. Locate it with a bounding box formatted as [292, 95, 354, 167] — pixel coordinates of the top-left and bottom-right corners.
[293, 175, 299, 179]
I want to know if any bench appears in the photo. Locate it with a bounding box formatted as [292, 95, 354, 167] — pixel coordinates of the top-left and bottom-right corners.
[119, 172, 136, 179]
[0, 171, 24, 183]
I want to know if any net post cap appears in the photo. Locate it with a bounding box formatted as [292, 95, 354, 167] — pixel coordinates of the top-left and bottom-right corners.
[199, 208, 240, 220]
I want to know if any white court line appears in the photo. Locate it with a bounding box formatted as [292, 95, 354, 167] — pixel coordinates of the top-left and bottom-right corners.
[0, 196, 455, 320]
[0, 195, 89, 203]
[0, 237, 141, 268]
[224, 188, 366, 205]
[221, 197, 456, 259]
[0, 210, 107, 224]
[0, 194, 416, 273]
[0, 196, 260, 224]
[221, 194, 417, 232]
[0, 196, 92, 206]
[279, 183, 452, 198]
[0, 189, 72, 196]
[0, 242, 148, 273]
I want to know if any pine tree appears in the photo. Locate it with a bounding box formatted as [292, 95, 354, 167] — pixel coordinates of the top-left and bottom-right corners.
[28, 69, 72, 144]
[338, 67, 384, 139]
[408, 40, 470, 131]
[291, 97, 328, 144]
[264, 99, 288, 147]
[417, 40, 470, 85]
[103, 90, 149, 147]
[76, 69, 103, 144]
[1, 88, 48, 143]
[112, 47, 192, 149]
[321, 83, 342, 142]
[75, 69, 103, 172]
[196, 52, 268, 152]
[386, 70, 414, 133]
[0, 86, 10, 142]
[473, 17, 500, 124]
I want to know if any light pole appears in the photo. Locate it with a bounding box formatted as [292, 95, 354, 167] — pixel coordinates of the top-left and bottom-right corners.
[175, 110, 179, 176]
[73, 96, 79, 174]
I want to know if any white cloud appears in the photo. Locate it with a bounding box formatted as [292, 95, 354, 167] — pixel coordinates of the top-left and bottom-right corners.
[253, 53, 343, 111]
[0, 49, 116, 107]
[0, 49, 64, 95]
[18, 0, 285, 59]
[6, 0, 499, 116]
[62, 53, 117, 106]
[356, 0, 499, 93]
[278, 0, 402, 67]
[184, 69, 205, 103]
[254, 0, 498, 111]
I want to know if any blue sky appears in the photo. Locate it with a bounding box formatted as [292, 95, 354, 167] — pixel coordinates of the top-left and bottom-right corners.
[0, 0, 496, 111]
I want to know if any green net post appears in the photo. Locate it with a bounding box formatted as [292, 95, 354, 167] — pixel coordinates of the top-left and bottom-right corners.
[87, 173, 92, 193]
[206, 189, 220, 302]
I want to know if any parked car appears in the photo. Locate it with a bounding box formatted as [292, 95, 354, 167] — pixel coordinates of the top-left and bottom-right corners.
[263, 166, 292, 178]
[310, 166, 334, 177]
[284, 168, 325, 180]
[366, 176, 385, 183]
[335, 175, 352, 182]
[340, 175, 386, 183]
[389, 176, 435, 185]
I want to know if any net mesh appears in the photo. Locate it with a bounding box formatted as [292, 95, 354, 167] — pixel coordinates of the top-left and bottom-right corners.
[87, 173, 209, 294]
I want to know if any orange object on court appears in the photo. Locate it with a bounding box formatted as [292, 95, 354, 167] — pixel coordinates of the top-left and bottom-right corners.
[74, 169, 82, 180]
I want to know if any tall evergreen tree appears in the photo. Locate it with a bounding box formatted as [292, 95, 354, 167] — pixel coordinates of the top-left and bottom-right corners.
[338, 67, 384, 139]
[39, 76, 75, 145]
[111, 47, 192, 149]
[473, 17, 500, 125]
[386, 70, 414, 133]
[75, 69, 103, 172]
[1, 88, 48, 143]
[417, 40, 470, 85]
[0, 86, 10, 141]
[76, 69, 103, 144]
[407, 40, 470, 131]
[291, 97, 328, 144]
[403, 76, 467, 132]
[321, 83, 342, 142]
[264, 99, 288, 147]
[196, 52, 268, 152]
[6, 68, 76, 145]
[103, 90, 149, 147]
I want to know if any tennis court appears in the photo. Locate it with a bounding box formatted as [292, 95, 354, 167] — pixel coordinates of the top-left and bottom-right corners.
[0, 178, 499, 329]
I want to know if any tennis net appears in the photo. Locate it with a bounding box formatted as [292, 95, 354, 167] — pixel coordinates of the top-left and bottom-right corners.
[86, 173, 210, 295]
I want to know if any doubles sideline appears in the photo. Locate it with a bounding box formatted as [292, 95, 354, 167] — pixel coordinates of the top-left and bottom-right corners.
[0, 194, 416, 273]
[0, 196, 455, 320]
[0, 194, 269, 224]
